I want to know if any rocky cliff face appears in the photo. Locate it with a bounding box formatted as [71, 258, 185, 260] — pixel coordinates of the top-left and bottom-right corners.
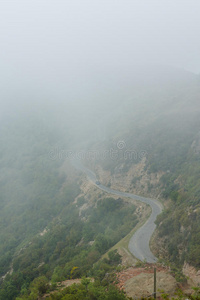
[94, 157, 164, 199]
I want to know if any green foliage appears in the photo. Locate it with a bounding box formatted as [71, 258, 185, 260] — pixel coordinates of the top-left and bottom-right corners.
[108, 250, 122, 265]
[43, 281, 128, 300]
[0, 121, 137, 300]
[15, 249, 123, 299]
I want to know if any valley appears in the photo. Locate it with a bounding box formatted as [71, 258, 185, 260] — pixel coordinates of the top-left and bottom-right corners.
[1, 67, 200, 299]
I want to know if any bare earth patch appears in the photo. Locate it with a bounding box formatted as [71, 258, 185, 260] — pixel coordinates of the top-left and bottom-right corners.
[117, 264, 178, 299]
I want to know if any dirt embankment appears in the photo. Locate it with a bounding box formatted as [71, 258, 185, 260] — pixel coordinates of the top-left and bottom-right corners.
[117, 264, 177, 299]
[116, 262, 200, 299]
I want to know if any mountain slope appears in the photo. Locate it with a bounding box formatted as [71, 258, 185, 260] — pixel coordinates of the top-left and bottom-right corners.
[1, 66, 200, 298]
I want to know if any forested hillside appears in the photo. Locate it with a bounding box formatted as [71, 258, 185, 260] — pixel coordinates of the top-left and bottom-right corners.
[1, 67, 200, 299]
[0, 109, 138, 299]
[86, 68, 200, 270]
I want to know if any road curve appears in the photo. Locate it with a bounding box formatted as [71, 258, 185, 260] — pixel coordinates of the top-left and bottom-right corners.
[71, 158, 163, 263]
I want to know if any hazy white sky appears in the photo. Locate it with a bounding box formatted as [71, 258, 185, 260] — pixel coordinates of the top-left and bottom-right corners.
[0, 0, 200, 101]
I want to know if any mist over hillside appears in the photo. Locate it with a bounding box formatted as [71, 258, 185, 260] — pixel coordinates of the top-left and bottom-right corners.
[1, 0, 200, 298]
[2, 65, 198, 147]
[1, 61, 200, 298]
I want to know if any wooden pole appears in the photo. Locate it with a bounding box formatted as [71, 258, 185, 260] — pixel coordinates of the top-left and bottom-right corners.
[154, 268, 156, 299]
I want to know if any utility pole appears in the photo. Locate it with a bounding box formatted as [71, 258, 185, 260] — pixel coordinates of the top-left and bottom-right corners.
[154, 268, 156, 299]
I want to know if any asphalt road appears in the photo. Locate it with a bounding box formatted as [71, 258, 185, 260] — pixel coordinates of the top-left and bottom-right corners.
[71, 158, 163, 263]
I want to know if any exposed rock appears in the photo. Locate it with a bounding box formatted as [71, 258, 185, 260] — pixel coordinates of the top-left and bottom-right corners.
[183, 262, 200, 286]
[88, 240, 95, 246]
[39, 228, 49, 236]
[95, 158, 164, 199]
[191, 133, 200, 154]
[1, 265, 13, 281]
[38, 262, 45, 268]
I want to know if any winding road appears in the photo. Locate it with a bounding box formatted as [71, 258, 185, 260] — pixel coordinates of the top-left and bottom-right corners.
[71, 158, 163, 263]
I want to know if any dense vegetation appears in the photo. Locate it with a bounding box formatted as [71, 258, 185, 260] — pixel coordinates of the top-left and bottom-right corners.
[14, 251, 129, 300]
[155, 152, 200, 268]
[0, 112, 138, 299]
[16, 278, 129, 300]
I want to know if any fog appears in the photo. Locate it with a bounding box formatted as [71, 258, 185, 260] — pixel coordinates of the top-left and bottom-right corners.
[1, 3, 200, 294]
[0, 0, 200, 127]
